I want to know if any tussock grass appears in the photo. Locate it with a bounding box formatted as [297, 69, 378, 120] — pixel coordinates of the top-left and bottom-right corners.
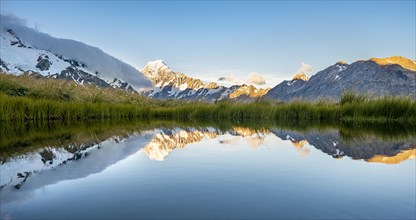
[0, 73, 415, 123]
[0, 73, 151, 104]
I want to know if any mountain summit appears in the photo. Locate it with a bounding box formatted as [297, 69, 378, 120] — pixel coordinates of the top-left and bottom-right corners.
[141, 60, 269, 102]
[369, 56, 416, 72]
[292, 73, 309, 81]
[141, 60, 209, 90]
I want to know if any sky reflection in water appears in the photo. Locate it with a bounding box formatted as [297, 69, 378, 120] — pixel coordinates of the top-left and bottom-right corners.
[1, 125, 415, 219]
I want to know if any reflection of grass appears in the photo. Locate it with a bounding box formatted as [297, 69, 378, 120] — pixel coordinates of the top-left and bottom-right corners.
[339, 121, 416, 142]
[0, 118, 230, 161]
[0, 118, 269, 152]
[0, 120, 144, 161]
[1, 118, 415, 162]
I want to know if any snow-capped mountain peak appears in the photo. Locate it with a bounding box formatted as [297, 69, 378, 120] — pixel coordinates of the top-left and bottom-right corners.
[140, 60, 270, 102]
[292, 73, 309, 81]
[141, 60, 207, 89]
[141, 60, 173, 79]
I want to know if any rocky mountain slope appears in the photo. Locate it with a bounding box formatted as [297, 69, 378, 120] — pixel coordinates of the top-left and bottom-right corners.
[141, 60, 269, 102]
[0, 14, 151, 92]
[141, 56, 415, 103]
[264, 56, 416, 101]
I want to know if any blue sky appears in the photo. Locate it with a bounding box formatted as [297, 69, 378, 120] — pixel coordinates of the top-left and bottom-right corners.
[1, 1, 415, 87]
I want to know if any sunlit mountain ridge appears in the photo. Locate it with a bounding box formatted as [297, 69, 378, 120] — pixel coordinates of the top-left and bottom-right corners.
[370, 56, 416, 71]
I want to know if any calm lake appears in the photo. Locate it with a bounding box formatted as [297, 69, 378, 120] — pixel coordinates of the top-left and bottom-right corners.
[1, 120, 415, 219]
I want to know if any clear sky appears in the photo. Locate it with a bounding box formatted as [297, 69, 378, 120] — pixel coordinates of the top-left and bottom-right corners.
[1, 0, 415, 87]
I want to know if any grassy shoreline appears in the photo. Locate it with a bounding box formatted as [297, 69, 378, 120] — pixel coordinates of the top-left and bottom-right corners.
[1, 73, 415, 123]
[2, 118, 415, 162]
[1, 92, 415, 123]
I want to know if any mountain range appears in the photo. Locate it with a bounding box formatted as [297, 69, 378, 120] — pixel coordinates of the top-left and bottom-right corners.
[140, 60, 269, 102]
[141, 57, 416, 102]
[1, 13, 415, 102]
[263, 57, 416, 101]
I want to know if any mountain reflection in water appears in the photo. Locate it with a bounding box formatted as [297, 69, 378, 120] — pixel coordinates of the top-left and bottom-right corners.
[0, 120, 415, 219]
[141, 126, 415, 164]
[2, 123, 415, 192]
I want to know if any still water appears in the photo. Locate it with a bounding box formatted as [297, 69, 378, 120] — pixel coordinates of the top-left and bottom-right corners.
[1, 121, 415, 219]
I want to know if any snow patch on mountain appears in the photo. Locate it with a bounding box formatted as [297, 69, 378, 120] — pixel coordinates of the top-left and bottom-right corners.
[0, 14, 151, 90]
[0, 29, 70, 76]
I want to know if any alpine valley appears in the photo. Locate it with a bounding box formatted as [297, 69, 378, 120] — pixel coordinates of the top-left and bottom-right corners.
[1, 15, 415, 102]
[1, 3, 416, 220]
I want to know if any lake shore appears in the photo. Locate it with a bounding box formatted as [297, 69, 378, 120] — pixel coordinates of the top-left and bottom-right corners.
[1, 74, 415, 123]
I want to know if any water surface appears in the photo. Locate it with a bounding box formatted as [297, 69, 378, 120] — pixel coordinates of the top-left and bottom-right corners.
[1, 121, 415, 219]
